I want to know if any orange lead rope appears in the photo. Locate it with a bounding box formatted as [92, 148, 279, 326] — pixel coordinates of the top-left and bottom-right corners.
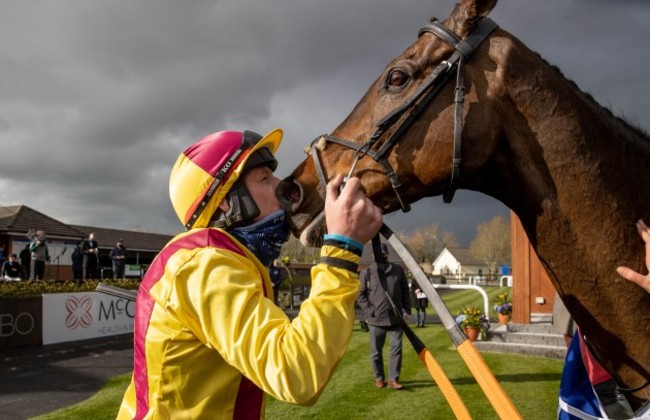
[379, 226, 523, 419]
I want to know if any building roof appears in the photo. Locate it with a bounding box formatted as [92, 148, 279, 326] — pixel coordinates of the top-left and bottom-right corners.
[0, 205, 173, 252]
[71, 225, 173, 252]
[0, 205, 85, 240]
[439, 247, 484, 267]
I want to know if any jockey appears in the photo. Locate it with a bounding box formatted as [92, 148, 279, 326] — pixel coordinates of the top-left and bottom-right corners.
[117, 129, 382, 419]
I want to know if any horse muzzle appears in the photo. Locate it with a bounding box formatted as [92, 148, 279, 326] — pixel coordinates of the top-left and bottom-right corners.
[276, 176, 326, 245]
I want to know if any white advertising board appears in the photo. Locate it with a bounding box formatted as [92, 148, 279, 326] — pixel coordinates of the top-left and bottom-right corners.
[125, 264, 142, 277]
[42, 292, 134, 345]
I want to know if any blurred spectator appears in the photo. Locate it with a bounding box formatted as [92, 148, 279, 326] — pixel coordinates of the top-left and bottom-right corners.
[110, 240, 128, 280]
[82, 232, 99, 280]
[30, 230, 49, 280]
[269, 259, 282, 305]
[19, 244, 31, 280]
[411, 282, 428, 328]
[72, 245, 84, 282]
[2, 254, 23, 281]
[552, 292, 577, 348]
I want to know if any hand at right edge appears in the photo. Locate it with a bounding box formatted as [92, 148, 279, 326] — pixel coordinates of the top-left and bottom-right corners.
[616, 219, 650, 293]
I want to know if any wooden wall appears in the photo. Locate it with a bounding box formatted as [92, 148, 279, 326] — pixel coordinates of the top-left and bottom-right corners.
[510, 211, 557, 323]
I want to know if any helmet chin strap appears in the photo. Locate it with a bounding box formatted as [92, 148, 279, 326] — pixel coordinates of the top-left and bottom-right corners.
[210, 145, 279, 229]
[210, 181, 260, 228]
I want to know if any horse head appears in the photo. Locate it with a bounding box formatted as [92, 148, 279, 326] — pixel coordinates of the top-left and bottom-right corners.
[278, 0, 504, 245]
[278, 0, 650, 404]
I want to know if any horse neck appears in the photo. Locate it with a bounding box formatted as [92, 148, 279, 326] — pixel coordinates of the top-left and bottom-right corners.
[491, 51, 650, 265]
[471, 32, 650, 400]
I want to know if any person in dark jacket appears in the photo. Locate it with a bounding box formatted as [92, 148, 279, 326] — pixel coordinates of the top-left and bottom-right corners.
[81, 232, 99, 280]
[411, 282, 429, 328]
[356, 243, 411, 390]
[109, 240, 128, 280]
[19, 244, 31, 280]
[71, 245, 84, 282]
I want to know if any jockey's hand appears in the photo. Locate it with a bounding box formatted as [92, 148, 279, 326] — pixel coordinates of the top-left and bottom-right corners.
[616, 219, 650, 293]
[325, 175, 382, 245]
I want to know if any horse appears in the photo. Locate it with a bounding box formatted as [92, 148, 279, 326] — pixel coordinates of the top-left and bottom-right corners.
[277, 0, 650, 406]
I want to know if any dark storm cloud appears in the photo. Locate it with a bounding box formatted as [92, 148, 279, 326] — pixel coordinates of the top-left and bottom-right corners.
[0, 0, 647, 244]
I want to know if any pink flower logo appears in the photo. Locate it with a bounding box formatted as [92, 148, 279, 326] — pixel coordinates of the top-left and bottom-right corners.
[65, 296, 93, 329]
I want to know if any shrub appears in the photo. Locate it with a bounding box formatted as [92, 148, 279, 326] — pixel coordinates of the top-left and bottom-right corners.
[494, 292, 513, 315]
[456, 305, 491, 340]
[0, 279, 140, 297]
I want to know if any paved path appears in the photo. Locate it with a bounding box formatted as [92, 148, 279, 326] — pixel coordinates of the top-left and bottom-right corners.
[0, 309, 302, 419]
[0, 308, 375, 419]
[0, 334, 133, 420]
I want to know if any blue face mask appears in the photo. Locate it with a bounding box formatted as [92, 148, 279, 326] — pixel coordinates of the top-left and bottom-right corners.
[229, 210, 290, 266]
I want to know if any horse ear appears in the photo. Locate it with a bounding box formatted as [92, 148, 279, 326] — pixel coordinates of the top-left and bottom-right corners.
[446, 0, 498, 37]
[474, 0, 498, 18]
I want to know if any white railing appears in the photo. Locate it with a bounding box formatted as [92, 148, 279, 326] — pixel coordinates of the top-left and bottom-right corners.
[432, 284, 490, 316]
[499, 275, 513, 287]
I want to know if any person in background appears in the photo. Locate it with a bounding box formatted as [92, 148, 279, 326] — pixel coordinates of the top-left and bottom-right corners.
[82, 232, 99, 280]
[71, 245, 84, 282]
[19, 244, 31, 280]
[30, 230, 49, 280]
[269, 259, 283, 305]
[117, 129, 382, 418]
[411, 282, 428, 328]
[552, 292, 577, 348]
[0, 244, 6, 269]
[357, 243, 411, 390]
[617, 219, 650, 293]
[110, 239, 128, 280]
[1, 254, 23, 281]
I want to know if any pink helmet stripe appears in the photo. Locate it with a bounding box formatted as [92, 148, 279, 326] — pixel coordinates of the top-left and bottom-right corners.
[183, 131, 244, 175]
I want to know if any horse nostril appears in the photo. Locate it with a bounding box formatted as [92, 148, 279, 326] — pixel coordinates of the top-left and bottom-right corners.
[289, 187, 301, 203]
[277, 178, 302, 208]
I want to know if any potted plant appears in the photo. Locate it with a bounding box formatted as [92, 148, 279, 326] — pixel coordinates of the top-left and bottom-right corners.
[456, 305, 489, 341]
[493, 292, 512, 324]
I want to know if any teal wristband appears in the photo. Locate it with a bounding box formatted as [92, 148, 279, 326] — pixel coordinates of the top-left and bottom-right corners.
[323, 234, 363, 253]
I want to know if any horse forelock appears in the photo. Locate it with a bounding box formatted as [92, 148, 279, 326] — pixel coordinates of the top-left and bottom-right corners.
[315, 136, 327, 151]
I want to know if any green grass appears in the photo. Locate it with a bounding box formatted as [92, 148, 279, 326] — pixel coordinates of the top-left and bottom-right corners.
[33, 373, 131, 419]
[34, 288, 563, 419]
[264, 324, 562, 419]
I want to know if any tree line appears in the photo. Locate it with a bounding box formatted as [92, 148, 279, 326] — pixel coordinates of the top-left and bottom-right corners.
[280, 215, 512, 276]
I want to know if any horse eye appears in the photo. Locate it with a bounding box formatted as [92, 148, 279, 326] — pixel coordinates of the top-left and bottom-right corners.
[386, 69, 409, 88]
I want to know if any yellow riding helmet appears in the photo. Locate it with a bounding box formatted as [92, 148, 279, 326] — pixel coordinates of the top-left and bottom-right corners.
[169, 129, 283, 229]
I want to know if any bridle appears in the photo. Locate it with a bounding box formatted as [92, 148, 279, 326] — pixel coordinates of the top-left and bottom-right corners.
[309, 17, 498, 210]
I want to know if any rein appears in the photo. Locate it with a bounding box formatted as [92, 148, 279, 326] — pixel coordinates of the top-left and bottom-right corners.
[309, 17, 498, 209]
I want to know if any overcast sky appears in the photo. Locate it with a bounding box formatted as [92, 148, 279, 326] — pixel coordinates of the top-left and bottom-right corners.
[1, 0, 648, 246]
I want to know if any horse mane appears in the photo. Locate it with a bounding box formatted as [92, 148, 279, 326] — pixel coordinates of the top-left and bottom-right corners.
[538, 54, 650, 140]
